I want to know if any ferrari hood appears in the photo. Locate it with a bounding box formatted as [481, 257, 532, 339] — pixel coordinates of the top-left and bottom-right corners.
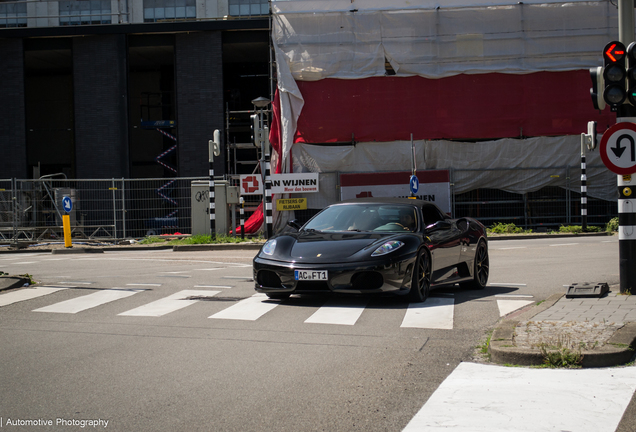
[289, 232, 389, 261]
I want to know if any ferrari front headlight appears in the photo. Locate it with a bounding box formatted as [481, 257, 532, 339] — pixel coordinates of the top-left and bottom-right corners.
[371, 240, 404, 257]
[261, 239, 277, 256]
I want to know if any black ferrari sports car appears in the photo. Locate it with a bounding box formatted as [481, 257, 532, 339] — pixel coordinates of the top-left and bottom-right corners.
[253, 198, 489, 302]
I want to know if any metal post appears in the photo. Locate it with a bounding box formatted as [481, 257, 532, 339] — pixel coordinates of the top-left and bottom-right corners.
[240, 197, 245, 240]
[618, 0, 636, 294]
[11, 178, 17, 242]
[209, 150, 216, 239]
[264, 148, 273, 238]
[580, 136, 588, 231]
[112, 178, 117, 238]
[121, 178, 126, 239]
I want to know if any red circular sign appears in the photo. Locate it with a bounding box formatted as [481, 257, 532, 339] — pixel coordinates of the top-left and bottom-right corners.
[599, 122, 636, 175]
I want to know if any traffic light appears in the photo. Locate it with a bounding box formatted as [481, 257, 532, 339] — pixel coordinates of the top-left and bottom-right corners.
[250, 114, 260, 146]
[589, 66, 606, 111]
[603, 41, 627, 111]
[627, 42, 636, 105]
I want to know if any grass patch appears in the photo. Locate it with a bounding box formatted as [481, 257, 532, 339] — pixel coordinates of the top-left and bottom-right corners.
[488, 223, 532, 234]
[539, 344, 583, 368]
[557, 225, 602, 234]
[607, 217, 619, 233]
[140, 234, 263, 246]
[477, 331, 493, 355]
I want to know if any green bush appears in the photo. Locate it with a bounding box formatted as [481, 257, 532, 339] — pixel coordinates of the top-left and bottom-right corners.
[606, 217, 619, 233]
[488, 223, 531, 234]
[557, 225, 603, 234]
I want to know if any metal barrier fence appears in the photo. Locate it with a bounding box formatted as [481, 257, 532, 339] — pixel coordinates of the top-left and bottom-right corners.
[451, 165, 617, 230]
[0, 177, 207, 241]
[0, 167, 619, 242]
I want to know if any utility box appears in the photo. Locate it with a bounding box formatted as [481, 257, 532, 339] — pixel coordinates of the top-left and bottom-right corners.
[227, 186, 240, 204]
[191, 180, 211, 236]
[191, 180, 231, 236]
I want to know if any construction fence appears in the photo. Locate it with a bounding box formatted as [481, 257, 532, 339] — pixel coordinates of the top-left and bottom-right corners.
[0, 166, 618, 242]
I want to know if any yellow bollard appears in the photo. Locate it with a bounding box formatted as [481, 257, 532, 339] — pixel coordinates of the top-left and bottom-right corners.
[62, 214, 72, 248]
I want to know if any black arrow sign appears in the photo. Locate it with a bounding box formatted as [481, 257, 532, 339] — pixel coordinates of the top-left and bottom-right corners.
[612, 134, 636, 162]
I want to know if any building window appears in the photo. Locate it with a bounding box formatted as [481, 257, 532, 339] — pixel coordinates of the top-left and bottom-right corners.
[143, 0, 196, 23]
[59, 0, 112, 25]
[228, 0, 268, 17]
[0, 1, 27, 28]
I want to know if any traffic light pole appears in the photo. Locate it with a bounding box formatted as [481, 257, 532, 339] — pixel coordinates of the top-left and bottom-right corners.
[617, 0, 636, 294]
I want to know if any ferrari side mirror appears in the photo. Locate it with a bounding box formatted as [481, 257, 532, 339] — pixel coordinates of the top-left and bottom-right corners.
[287, 219, 302, 231]
[425, 220, 451, 233]
[456, 218, 469, 232]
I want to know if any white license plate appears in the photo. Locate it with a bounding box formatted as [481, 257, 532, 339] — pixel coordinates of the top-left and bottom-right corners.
[295, 270, 328, 281]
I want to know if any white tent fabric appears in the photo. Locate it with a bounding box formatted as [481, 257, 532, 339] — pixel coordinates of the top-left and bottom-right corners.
[272, 0, 599, 14]
[272, 1, 618, 81]
[291, 136, 616, 206]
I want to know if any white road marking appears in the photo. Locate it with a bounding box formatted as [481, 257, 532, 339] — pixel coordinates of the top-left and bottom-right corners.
[403, 362, 636, 432]
[401, 297, 454, 329]
[489, 283, 527, 287]
[496, 247, 527, 250]
[209, 293, 278, 321]
[549, 243, 579, 247]
[494, 294, 533, 298]
[56, 281, 93, 285]
[118, 290, 220, 317]
[194, 268, 224, 271]
[497, 299, 534, 316]
[10, 261, 37, 265]
[33, 289, 143, 314]
[194, 285, 232, 289]
[126, 283, 161, 286]
[0, 287, 67, 307]
[304, 298, 369, 325]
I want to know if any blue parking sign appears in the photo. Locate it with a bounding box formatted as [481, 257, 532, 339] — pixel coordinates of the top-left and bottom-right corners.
[62, 196, 73, 213]
[409, 175, 419, 195]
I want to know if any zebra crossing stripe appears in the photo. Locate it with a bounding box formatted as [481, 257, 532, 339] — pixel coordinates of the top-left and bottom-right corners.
[209, 293, 278, 321]
[401, 297, 454, 329]
[403, 362, 636, 432]
[118, 290, 220, 317]
[497, 299, 534, 317]
[0, 287, 67, 307]
[304, 298, 369, 325]
[33, 289, 143, 314]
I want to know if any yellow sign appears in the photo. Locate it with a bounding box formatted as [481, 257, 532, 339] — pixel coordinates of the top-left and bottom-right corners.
[624, 175, 632, 182]
[276, 198, 307, 211]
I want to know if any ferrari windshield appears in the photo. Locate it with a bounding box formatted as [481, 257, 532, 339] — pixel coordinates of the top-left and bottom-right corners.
[303, 204, 417, 233]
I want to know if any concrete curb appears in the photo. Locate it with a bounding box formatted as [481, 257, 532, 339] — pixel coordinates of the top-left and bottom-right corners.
[488, 232, 612, 241]
[489, 293, 636, 368]
[0, 276, 32, 292]
[172, 243, 264, 252]
[51, 247, 105, 254]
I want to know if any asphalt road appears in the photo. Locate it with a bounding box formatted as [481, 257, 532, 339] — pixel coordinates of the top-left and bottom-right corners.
[0, 235, 625, 431]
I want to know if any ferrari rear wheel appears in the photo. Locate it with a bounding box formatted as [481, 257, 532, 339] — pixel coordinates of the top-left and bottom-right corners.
[460, 239, 489, 290]
[408, 249, 431, 302]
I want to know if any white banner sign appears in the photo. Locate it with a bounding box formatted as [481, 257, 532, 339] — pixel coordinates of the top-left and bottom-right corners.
[271, 173, 319, 194]
[339, 170, 451, 213]
[240, 173, 319, 195]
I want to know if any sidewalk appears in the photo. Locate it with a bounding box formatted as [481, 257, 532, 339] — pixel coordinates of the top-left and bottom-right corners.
[490, 289, 636, 367]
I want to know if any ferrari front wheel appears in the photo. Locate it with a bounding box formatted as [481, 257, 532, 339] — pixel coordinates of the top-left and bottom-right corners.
[408, 249, 431, 303]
